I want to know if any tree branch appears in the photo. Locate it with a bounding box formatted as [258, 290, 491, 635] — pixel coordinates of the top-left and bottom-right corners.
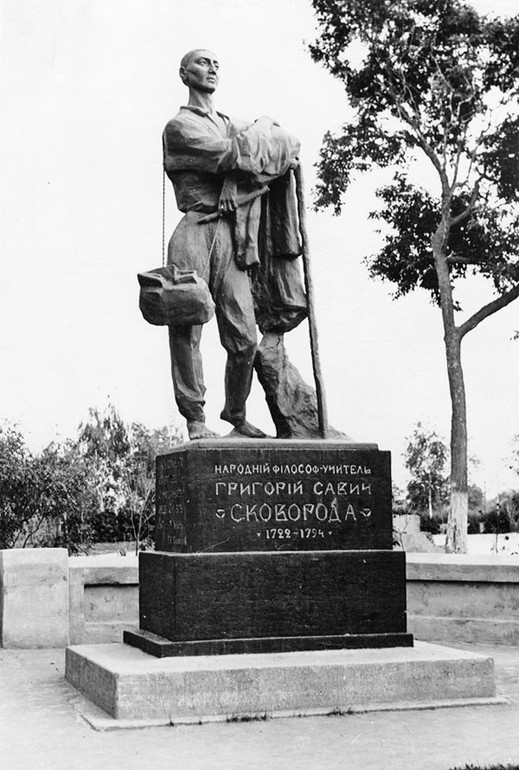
[450, 181, 480, 228]
[21, 512, 47, 548]
[447, 255, 487, 265]
[458, 284, 519, 339]
[451, 131, 467, 189]
[383, 62, 452, 192]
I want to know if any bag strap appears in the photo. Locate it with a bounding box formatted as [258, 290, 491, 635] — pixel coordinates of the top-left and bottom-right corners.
[202, 217, 222, 283]
[162, 169, 166, 267]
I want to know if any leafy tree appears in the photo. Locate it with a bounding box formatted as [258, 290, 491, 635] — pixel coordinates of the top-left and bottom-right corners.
[0, 409, 182, 553]
[392, 483, 409, 516]
[0, 423, 34, 548]
[512, 434, 519, 476]
[309, 0, 519, 551]
[468, 483, 484, 512]
[118, 423, 182, 553]
[32, 444, 98, 553]
[77, 405, 142, 544]
[511, 491, 519, 526]
[0, 424, 96, 551]
[404, 423, 449, 517]
[482, 500, 514, 536]
[76, 405, 181, 551]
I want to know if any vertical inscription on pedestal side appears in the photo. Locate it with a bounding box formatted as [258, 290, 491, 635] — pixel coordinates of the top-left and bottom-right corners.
[155, 453, 187, 550]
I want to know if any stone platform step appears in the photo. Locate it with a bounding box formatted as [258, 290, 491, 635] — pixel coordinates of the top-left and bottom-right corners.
[65, 641, 500, 728]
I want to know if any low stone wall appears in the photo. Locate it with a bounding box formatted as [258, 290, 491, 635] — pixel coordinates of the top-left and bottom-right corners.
[0, 548, 69, 648]
[69, 554, 139, 645]
[2, 549, 519, 647]
[72, 552, 519, 647]
[0, 549, 138, 648]
[407, 553, 519, 645]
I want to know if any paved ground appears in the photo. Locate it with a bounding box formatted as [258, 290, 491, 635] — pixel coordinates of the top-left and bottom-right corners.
[1, 643, 519, 770]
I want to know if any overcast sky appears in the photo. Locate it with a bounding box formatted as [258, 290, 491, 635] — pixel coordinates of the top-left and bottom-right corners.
[1, 0, 518, 497]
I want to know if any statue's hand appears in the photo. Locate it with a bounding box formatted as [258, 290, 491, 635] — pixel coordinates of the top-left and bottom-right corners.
[218, 176, 238, 213]
[254, 115, 280, 129]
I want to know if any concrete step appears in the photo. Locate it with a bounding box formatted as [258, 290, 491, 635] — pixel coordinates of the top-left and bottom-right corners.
[65, 641, 501, 729]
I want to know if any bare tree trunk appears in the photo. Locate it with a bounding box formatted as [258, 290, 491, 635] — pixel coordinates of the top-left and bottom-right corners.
[444, 333, 468, 553]
[432, 214, 469, 553]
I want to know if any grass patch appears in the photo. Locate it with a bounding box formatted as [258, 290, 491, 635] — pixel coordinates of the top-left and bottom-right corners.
[451, 764, 519, 770]
[327, 706, 354, 717]
[226, 713, 269, 723]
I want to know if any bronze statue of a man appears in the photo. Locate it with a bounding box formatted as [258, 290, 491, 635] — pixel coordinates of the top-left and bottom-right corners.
[163, 49, 304, 440]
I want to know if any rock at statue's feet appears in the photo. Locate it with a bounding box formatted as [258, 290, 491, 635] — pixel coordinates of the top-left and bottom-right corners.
[228, 421, 266, 439]
[254, 332, 349, 440]
[187, 421, 220, 440]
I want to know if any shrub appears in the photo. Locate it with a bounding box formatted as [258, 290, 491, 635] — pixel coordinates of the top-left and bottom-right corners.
[0, 409, 181, 554]
[418, 512, 444, 535]
[481, 505, 516, 535]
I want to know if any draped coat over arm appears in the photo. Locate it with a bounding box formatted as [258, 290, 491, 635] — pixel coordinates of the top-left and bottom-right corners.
[163, 107, 307, 332]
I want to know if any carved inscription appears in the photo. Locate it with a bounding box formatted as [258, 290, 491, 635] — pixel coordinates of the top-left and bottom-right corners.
[156, 454, 187, 550]
[155, 445, 392, 552]
[211, 462, 374, 542]
[214, 463, 372, 475]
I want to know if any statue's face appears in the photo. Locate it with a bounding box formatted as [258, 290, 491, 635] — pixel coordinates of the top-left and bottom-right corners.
[181, 50, 219, 93]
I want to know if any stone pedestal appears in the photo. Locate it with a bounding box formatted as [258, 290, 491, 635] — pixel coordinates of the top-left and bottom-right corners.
[125, 549, 411, 655]
[154, 439, 392, 553]
[66, 439, 500, 722]
[125, 439, 413, 655]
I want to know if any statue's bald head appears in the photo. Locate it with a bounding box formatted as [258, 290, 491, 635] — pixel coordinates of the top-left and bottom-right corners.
[180, 49, 205, 70]
[179, 49, 220, 92]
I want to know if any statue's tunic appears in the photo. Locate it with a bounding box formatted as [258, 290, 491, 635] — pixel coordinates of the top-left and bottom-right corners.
[163, 105, 305, 426]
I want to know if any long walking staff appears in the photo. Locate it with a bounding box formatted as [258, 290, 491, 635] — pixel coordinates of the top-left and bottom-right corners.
[294, 164, 329, 439]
